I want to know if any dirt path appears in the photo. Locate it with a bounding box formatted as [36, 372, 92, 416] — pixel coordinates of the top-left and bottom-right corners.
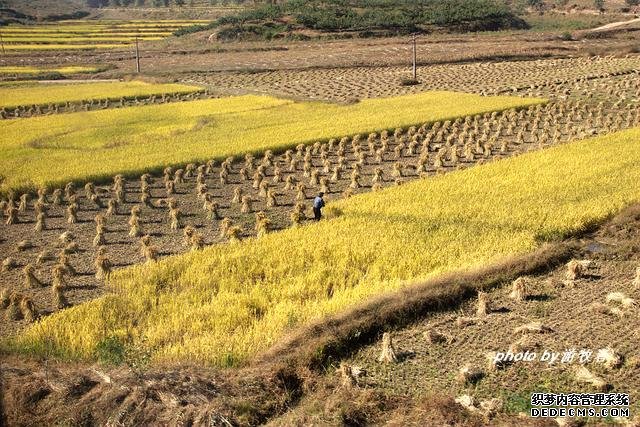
[588, 17, 640, 32]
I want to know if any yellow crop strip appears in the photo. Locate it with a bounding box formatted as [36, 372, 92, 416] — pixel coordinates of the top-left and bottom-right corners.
[1, 33, 172, 38]
[0, 66, 103, 75]
[4, 44, 130, 51]
[3, 29, 180, 34]
[0, 19, 202, 50]
[0, 92, 541, 194]
[8, 127, 640, 366]
[0, 80, 202, 109]
[2, 36, 163, 43]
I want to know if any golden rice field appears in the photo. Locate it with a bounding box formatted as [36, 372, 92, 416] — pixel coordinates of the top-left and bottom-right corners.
[0, 80, 202, 109]
[0, 66, 105, 76]
[9, 127, 640, 366]
[2, 44, 133, 51]
[0, 91, 541, 194]
[2, 37, 165, 43]
[0, 19, 208, 50]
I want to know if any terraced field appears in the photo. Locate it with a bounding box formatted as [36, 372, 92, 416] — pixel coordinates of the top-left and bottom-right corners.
[1, 47, 640, 425]
[1, 56, 639, 346]
[7, 125, 640, 367]
[0, 20, 208, 51]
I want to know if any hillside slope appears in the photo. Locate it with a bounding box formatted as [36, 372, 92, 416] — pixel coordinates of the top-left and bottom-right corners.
[0, 0, 88, 21]
[175, 0, 529, 41]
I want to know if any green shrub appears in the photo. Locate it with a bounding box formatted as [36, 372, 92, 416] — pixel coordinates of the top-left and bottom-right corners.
[400, 78, 421, 86]
[560, 31, 573, 41]
[94, 335, 126, 366]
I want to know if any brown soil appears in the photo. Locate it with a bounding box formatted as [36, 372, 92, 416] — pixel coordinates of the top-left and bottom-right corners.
[1, 29, 639, 78]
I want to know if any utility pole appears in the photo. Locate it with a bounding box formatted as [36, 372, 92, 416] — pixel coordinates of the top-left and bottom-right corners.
[411, 34, 417, 81]
[135, 36, 140, 73]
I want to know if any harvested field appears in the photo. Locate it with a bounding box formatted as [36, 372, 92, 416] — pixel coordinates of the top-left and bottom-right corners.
[185, 56, 640, 103]
[1, 30, 637, 77]
[2, 10, 640, 424]
[268, 205, 640, 426]
[331, 209, 640, 424]
[2, 183, 640, 427]
[1, 64, 639, 364]
[5, 126, 640, 367]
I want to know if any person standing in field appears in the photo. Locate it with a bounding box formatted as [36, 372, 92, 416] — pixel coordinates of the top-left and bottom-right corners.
[313, 192, 325, 221]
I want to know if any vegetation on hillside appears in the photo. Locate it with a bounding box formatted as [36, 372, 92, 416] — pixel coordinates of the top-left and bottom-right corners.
[84, 0, 253, 6]
[0, 0, 90, 24]
[7, 126, 640, 366]
[176, 0, 529, 40]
